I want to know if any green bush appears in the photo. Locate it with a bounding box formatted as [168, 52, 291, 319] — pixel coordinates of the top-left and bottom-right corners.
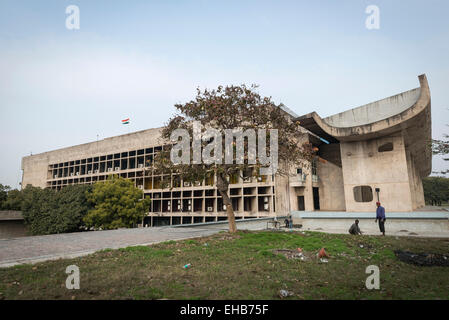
[0, 184, 9, 209]
[3, 188, 24, 211]
[423, 176, 449, 206]
[22, 184, 92, 235]
[83, 175, 151, 230]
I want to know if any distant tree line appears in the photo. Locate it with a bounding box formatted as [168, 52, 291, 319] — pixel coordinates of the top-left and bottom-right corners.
[422, 176, 449, 206]
[0, 184, 23, 211]
[0, 176, 150, 235]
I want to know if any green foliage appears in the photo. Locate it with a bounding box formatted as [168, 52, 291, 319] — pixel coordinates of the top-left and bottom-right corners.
[423, 176, 449, 206]
[0, 184, 11, 209]
[21, 184, 92, 235]
[84, 175, 151, 230]
[0, 184, 26, 211]
[3, 188, 24, 211]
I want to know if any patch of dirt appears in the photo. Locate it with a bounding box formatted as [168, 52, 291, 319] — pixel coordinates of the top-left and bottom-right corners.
[394, 250, 449, 267]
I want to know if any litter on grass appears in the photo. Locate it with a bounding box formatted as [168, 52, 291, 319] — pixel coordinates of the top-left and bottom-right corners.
[273, 249, 308, 261]
[279, 289, 294, 298]
[317, 248, 329, 259]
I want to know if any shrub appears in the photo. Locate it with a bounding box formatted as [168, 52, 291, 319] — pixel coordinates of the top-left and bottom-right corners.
[83, 175, 151, 230]
[22, 185, 92, 235]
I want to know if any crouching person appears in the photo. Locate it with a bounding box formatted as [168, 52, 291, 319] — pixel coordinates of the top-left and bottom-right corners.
[349, 219, 363, 235]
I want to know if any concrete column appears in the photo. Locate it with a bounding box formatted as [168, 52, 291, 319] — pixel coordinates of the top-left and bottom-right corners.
[304, 167, 315, 211]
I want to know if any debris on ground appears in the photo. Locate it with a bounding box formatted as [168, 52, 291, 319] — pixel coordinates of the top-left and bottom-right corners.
[278, 289, 294, 298]
[273, 249, 307, 261]
[317, 248, 329, 259]
[394, 250, 449, 267]
[183, 263, 192, 269]
[319, 258, 329, 263]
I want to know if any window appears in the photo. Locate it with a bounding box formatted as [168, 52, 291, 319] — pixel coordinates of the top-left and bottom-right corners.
[378, 142, 393, 152]
[296, 168, 303, 175]
[353, 186, 373, 202]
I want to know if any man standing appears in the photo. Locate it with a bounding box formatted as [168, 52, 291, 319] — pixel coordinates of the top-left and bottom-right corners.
[349, 219, 363, 235]
[375, 202, 386, 236]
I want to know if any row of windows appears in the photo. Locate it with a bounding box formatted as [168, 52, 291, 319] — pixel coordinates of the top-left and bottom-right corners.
[49, 146, 164, 169]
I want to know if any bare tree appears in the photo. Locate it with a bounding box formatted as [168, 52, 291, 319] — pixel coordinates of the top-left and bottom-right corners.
[154, 85, 314, 233]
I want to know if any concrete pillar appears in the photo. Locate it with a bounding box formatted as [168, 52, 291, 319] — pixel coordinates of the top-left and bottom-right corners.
[304, 167, 315, 211]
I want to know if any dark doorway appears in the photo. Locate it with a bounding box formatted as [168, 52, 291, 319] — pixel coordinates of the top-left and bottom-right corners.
[297, 196, 305, 211]
[313, 187, 320, 210]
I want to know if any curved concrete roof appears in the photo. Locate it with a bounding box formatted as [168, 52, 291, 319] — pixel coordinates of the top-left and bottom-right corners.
[297, 74, 432, 176]
[323, 87, 421, 128]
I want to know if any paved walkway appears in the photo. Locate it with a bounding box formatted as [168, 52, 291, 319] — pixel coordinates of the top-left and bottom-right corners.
[0, 226, 224, 268]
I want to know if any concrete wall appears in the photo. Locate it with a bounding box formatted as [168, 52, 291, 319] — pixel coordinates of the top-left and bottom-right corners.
[317, 160, 346, 211]
[405, 149, 425, 210]
[293, 211, 449, 235]
[0, 221, 28, 239]
[300, 218, 449, 235]
[173, 216, 283, 231]
[340, 134, 414, 212]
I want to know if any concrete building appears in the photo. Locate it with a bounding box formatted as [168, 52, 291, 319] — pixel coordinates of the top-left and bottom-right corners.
[21, 74, 432, 226]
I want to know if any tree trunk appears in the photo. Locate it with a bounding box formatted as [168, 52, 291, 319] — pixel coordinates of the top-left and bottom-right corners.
[216, 173, 237, 233]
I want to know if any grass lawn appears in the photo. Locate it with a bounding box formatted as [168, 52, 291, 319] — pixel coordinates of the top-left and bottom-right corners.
[1, 230, 448, 300]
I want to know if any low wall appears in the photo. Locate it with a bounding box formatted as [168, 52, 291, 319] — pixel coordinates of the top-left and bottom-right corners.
[172, 216, 285, 231]
[292, 211, 449, 235]
[0, 210, 23, 221]
[0, 211, 27, 239]
[0, 221, 28, 239]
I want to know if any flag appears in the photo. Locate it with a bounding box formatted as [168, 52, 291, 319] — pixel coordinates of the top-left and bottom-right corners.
[122, 118, 130, 125]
